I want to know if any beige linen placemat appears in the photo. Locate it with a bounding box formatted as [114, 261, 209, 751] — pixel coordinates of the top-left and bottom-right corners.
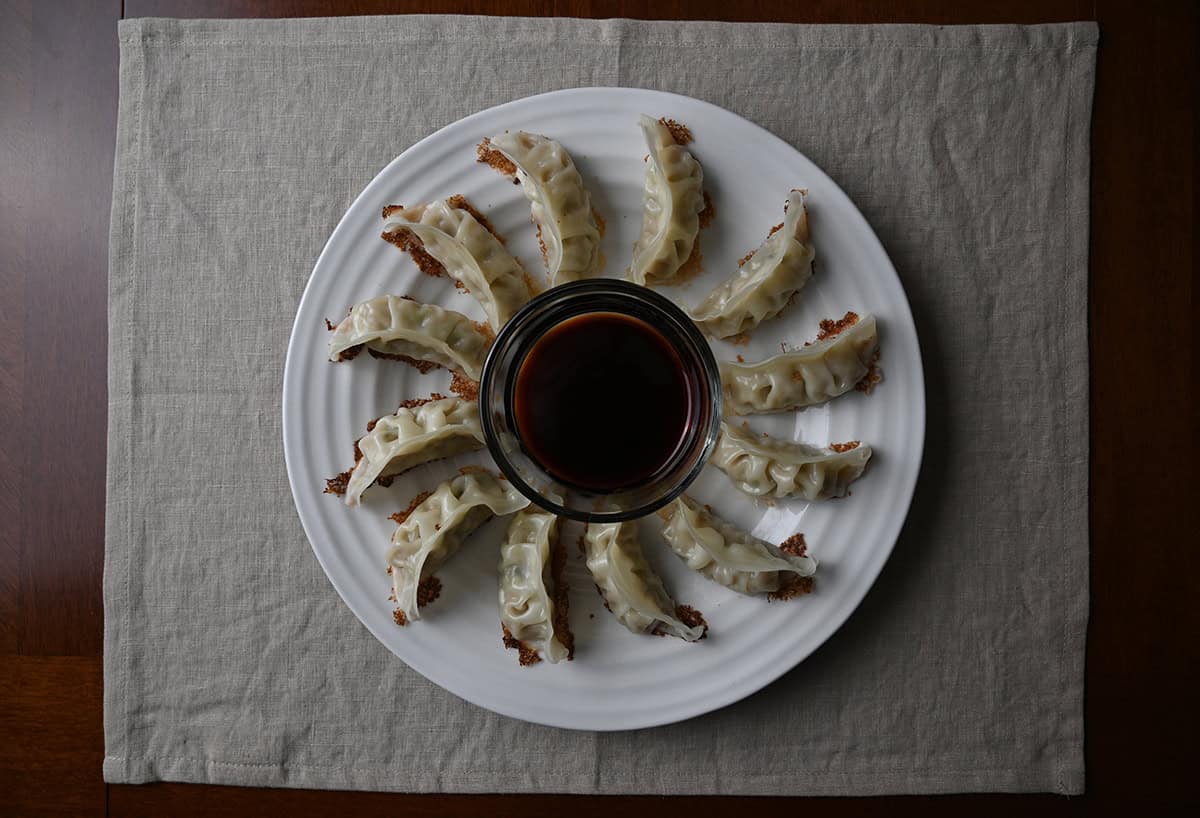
[104, 16, 1096, 794]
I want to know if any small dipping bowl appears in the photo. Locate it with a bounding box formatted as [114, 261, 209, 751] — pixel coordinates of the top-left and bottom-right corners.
[479, 279, 722, 522]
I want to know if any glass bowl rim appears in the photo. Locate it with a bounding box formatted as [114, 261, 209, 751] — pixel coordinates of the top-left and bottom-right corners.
[478, 278, 722, 522]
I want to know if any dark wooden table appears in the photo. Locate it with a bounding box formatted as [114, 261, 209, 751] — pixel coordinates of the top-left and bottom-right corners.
[2, 1, 1194, 815]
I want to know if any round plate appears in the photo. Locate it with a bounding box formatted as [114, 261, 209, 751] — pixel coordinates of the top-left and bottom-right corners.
[282, 88, 925, 731]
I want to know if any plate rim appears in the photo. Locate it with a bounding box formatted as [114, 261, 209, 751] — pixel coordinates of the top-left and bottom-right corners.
[282, 86, 926, 731]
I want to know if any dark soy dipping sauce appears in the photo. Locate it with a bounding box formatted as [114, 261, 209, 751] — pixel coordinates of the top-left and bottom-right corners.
[514, 312, 693, 492]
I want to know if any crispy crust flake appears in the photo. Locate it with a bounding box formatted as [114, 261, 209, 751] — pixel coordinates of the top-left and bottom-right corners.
[382, 227, 448, 279]
[416, 576, 442, 609]
[393, 609, 408, 626]
[449, 371, 480, 401]
[502, 624, 542, 666]
[324, 440, 364, 496]
[768, 575, 814, 602]
[770, 533, 813, 601]
[830, 441, 860, 453]
[670, 605, 708, 639]
[815, 311, 861, 342]
[396, 393, 447, 411]
[659, 117, 694, 146]
[324, 470, 352, 496]
[779, 533, 807, 557]
[476, 137, 518, 176]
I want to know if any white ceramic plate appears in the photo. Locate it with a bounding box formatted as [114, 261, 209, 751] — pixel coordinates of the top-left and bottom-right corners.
[283, 88, 924, 730]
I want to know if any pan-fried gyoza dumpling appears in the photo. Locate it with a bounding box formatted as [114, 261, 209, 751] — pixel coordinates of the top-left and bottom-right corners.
[498, 508, 571, 664]
[482, 131, 602, 286]
[626, 115, 705, 285]
[658, 496, 816, 595]
[720, 312, 879, 415]
[327, 295, 491, 379]
[388, 470, 529, 623]
[691, 189, 814, 339]
[382, 198, 531, 329]
[337, 397, 485, 507]
[583, 520, 706, 641]
[709, 422, 872, 501]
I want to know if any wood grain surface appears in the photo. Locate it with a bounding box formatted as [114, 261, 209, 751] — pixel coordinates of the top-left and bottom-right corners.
[1, 1, 1194, 815]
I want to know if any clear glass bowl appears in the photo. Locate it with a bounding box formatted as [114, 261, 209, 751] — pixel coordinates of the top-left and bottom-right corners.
[479, 279, 722, 522]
